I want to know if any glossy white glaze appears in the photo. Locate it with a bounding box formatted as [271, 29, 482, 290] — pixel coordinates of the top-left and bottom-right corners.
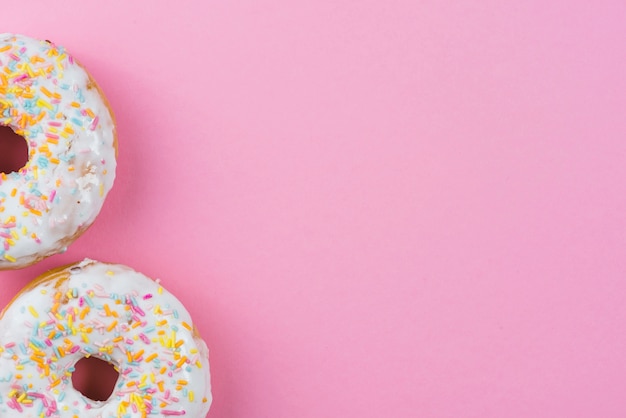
[0, 260, 212, 417]
[0, 34, 116, 269]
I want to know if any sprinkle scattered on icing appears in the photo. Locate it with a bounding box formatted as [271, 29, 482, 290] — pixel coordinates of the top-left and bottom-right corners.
[0, 260, 212, 417]
[0, 34, 116, 268]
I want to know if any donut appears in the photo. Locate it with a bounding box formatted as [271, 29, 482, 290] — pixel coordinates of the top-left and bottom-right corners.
[0, 34, 117, 269]
[0, 259, 212, 417]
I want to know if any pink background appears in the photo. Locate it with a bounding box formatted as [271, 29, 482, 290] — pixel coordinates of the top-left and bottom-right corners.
[1, 1, 626, 416]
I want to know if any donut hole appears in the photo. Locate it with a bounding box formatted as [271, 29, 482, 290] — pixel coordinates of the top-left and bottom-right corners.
[72, 356, 119, 402]
[0, 125, 29, 174]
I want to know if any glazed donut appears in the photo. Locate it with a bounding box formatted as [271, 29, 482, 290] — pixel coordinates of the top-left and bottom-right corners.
[0, 34, 117, 269]
[0, 259, 212, 417]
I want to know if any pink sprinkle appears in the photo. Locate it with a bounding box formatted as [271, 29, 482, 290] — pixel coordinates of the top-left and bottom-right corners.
[89, 116, 99, 131]
[132, 305, 145, 316]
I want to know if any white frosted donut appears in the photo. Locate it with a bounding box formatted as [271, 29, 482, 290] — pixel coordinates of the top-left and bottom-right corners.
[0, 34, 117, 269]
[0, 259, 212, 417]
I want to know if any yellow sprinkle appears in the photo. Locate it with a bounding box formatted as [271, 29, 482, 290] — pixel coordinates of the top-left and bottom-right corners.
[36, 98, 53, 110]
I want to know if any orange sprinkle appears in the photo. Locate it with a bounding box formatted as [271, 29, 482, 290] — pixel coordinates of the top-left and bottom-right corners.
[40, 86, 53, 98]
[133, 349, 145, 361]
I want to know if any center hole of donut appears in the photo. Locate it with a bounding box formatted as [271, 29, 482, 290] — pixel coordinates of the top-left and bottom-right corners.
[72, 357, 119, 402]
[0, 125, 29, 174]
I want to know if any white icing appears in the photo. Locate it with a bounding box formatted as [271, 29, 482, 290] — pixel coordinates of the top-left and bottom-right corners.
[0, 34, 117, 269]
[0, 260, 212, 417]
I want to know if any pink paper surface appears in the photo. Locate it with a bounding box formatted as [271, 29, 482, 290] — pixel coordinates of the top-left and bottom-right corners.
[1, 1, 626, 417]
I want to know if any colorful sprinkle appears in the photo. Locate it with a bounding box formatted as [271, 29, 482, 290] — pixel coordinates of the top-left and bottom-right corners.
[0, 34, 116, 268]
[0, 260, 211, 417]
